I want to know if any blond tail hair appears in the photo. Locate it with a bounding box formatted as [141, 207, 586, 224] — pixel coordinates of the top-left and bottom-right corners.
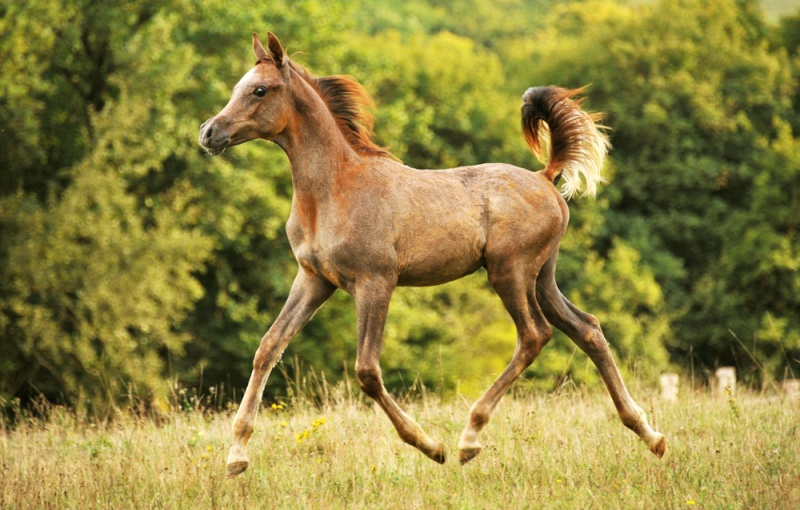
[521, 86, 610, 199]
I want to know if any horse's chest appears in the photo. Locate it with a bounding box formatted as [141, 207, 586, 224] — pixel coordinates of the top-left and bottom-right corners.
[288, 217, 368, 291]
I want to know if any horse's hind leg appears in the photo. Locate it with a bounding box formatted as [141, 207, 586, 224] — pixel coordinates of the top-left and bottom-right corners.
[536, 254, 666, 457]
[458, 261, 553, 464]
[353, 277, 446, 464]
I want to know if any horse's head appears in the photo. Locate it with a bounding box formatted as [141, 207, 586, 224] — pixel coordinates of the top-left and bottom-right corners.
[199, 33, 293, 155]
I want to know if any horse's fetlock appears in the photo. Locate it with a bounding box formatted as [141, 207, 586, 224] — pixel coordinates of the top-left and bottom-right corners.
[232, 419, 254, 440]
[470, 408, 490, 430]
[620, 407, 646, 431]
[397, 428, 420, 446]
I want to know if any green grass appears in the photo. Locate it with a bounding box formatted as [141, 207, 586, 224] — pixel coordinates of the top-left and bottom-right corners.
[1, 384, 798, 509]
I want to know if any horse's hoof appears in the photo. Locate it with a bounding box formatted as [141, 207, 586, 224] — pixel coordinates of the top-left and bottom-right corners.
[459, 447, 482, 465]
[650, 434, 666, 458]
[427, 442, 446, 464]
[226, 461, 249, 479]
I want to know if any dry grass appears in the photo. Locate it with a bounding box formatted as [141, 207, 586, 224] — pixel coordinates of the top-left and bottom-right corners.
[1, 383, 798, 509]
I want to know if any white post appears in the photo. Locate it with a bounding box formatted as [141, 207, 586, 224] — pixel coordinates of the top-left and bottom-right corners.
[715, 367, 736, 396]
[782, 379, 800, 401]
[660, 373, 679, 402]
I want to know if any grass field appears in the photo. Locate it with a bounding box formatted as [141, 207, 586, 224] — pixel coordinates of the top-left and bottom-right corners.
[1, 382, 798, 509]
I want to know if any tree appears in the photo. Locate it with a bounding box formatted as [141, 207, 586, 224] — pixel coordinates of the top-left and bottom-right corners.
[0, 0, 214, 412]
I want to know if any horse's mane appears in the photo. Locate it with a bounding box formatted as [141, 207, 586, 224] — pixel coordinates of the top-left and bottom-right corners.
[278, 59, 396, 160]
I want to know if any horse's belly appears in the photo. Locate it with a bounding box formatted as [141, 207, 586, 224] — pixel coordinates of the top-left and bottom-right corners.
[397, 258, 484, 286]
[396, 228, 485, 286]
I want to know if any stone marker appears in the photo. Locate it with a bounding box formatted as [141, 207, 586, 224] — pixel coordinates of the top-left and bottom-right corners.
[715, 367, 736, 396]
[782, 379, 800, 401]
[660, 373, 679, 401]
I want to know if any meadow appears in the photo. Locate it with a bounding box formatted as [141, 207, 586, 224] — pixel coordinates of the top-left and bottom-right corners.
[2, 380, 798, 509]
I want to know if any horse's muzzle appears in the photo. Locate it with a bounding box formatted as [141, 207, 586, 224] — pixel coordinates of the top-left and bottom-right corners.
[199, 117, 229, 155]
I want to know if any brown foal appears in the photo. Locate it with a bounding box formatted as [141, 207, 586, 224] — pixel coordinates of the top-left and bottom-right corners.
[199, 32, 666, 479]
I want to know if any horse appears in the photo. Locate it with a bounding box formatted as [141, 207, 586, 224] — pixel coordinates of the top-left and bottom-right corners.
[199, 32, 666, 479]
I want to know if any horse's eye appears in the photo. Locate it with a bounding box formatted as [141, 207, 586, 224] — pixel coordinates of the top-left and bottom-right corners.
[254, 86, 268, 97]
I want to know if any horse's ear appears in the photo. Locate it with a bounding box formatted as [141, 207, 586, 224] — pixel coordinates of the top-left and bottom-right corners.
[253, 32, 270, 63]
[267, 32, 285, 68]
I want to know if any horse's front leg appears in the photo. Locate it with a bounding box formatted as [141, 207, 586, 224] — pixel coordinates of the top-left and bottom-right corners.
[353, 277, 446, 464]
[226, 269, 335, 478]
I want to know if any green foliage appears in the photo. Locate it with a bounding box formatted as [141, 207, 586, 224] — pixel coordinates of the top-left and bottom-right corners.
[2, 0, 799, 412]
[0, 1, 216, 412]
[0, 170, 210, 411]
[344, 30, 521, 169]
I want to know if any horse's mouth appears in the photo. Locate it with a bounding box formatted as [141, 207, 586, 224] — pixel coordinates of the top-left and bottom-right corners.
[202, 143, 228, 156]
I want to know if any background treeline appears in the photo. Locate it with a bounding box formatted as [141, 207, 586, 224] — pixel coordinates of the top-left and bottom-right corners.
[1, 0, 799, 414]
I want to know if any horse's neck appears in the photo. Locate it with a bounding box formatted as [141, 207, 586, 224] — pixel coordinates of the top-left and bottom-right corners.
[276, 84, 357, 203]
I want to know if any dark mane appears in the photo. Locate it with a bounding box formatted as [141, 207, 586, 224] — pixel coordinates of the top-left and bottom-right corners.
[284, 59, 396, 160]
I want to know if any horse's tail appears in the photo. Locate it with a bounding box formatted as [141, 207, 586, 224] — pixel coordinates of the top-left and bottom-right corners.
[521, 86, 610, 199]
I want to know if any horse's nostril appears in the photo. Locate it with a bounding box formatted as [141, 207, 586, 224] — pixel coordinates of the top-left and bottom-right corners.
[203, 124, 213, 141]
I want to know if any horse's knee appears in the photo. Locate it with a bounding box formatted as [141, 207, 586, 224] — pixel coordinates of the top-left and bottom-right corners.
[356, 364, 383, 399]
[250, 325, 289, 371]
[253, 342, 278, 372]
